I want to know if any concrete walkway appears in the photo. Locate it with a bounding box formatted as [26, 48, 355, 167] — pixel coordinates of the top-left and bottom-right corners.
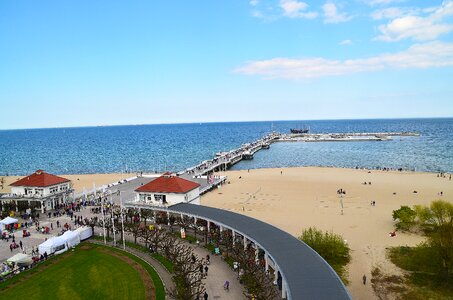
[191, 243, 246, 300]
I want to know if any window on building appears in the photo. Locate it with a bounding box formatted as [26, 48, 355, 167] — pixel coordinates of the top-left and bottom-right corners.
[154, 194, 167, 204]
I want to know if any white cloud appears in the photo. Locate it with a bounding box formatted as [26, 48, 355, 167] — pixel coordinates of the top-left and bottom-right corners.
[375, 1, 453, 41]
[250, 0, 259, 6]
[371, 7, 407, 20]
[322, 2, 352, 23]
[251, 10, 264, 18]
[339, 39, 353, 45]
[364, 0, 406, 6]
[234, 41, 453, 79]
[279, 0, 318, 19]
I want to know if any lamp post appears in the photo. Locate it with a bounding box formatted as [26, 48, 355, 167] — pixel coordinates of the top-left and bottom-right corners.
[101, 192, 107, 244]
[120, 192, 126, 250]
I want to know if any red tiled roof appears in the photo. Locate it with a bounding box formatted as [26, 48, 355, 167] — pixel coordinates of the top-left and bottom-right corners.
[10, 170, 70, 187]
[135, 175, 200, 194]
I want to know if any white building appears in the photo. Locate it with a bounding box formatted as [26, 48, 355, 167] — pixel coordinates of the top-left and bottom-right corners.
[4, 170, 72, 213]
[135, 173, 200, 206]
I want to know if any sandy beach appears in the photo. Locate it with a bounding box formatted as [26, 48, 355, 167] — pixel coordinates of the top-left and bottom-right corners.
[0, 173, 131, 194]
[201, 167, 453, 299]
[2, 167, 452, 298]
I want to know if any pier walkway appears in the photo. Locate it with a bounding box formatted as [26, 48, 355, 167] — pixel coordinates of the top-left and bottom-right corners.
[75, 130, 421, 203]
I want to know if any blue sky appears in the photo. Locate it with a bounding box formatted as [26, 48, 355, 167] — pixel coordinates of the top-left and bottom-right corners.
[1, 0, 452, 129]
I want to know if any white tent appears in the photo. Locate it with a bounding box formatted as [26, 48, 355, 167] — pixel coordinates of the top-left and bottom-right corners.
[7, 253, 33, 266]
[0, 216, 18, 231]
[75, 226, 93, 241]
[0, 217, 18, 225]
[62, 230, 80, 248]
[38, 236, 67, 255]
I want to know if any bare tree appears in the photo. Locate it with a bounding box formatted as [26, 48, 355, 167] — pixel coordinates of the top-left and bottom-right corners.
[167, 235, 206, 300]
[229, 243, 279, 300]
[125, 221, 142, 244]
[141, 209, 153, 225]
[149, 226, 167, 254]
[139, 225, 155, 248]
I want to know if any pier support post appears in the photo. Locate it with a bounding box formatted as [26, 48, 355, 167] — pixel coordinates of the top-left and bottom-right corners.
[255, 244, 259, 265]
[167, 211, 170, 226]
[232, 229, 236, 245]
[265, 253, 269, 272]
[244, 236, 248, 250]
[282, 279, 288, 299]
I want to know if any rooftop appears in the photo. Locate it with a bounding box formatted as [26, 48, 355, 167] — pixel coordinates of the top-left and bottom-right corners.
[10, 170, 70, 188]
[135, 174, 200, 194]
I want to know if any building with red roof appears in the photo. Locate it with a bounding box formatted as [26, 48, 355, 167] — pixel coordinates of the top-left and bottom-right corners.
[2, 170, 73, 213]
[135, 173, 200, 206]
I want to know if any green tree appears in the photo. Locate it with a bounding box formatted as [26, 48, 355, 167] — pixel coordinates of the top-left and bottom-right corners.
[299, 227, 350, 283]
[415, 200, 453, 278]
[392, 206, 417, 231]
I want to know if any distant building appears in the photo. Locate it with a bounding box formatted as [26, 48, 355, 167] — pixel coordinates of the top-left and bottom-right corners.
[134, 172, 200, 206]
[3, 170, 73, 213]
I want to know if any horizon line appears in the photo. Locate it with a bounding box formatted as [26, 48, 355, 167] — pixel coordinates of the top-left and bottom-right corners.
[1, 116, 452, 131]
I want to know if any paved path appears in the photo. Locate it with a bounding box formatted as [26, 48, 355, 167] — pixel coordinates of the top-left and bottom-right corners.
[190, 243, 246, 300]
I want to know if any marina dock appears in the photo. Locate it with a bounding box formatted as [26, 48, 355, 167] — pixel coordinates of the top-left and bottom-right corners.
[279, 131, 419, 142]
[72, 130, 420, 200]
[175, 130, 420, 193]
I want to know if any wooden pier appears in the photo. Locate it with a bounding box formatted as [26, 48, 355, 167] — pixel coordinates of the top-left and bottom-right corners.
[176, 130, 419, 193]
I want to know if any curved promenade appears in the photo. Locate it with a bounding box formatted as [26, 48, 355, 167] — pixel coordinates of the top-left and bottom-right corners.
[126, 202, 351, 300]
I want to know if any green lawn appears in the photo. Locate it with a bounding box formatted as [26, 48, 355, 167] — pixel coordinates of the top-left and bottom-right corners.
[0, 243, 164, 300]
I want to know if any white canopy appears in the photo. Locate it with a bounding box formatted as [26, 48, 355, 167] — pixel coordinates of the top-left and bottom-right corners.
[7, 253, 33, 266]
[75, 226, 93, 241]
[38, 235, 67, 255]
[62, 230, 80, 248]
[0, 217, 18, 225]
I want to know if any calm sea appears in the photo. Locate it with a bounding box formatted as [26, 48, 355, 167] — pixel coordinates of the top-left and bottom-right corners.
[1, 118, 452, 175]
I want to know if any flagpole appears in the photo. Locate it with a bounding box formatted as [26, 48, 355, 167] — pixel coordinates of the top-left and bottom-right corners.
[112, 214, 117, 247]
[120, 192, 126, 250]
[101, 191, 106, 244]
[110, 190, 116, 246]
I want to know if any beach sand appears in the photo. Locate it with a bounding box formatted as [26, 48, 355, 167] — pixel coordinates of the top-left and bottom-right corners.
[0, 173, 131, 194]
[2, 167, 452, 298]
[201, 167, 453, 299]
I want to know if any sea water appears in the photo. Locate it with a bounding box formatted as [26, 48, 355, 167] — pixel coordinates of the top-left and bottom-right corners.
[0, 118, 452, 175]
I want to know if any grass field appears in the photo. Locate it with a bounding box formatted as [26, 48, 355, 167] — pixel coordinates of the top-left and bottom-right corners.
[0, 243, 165, 300]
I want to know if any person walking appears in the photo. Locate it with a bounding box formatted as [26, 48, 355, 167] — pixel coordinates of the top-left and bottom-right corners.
[362, 274, 367, 285]
[204, 265, 209, 275]
[223, 280, 230, 291]
[203, 291, 208, 300]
